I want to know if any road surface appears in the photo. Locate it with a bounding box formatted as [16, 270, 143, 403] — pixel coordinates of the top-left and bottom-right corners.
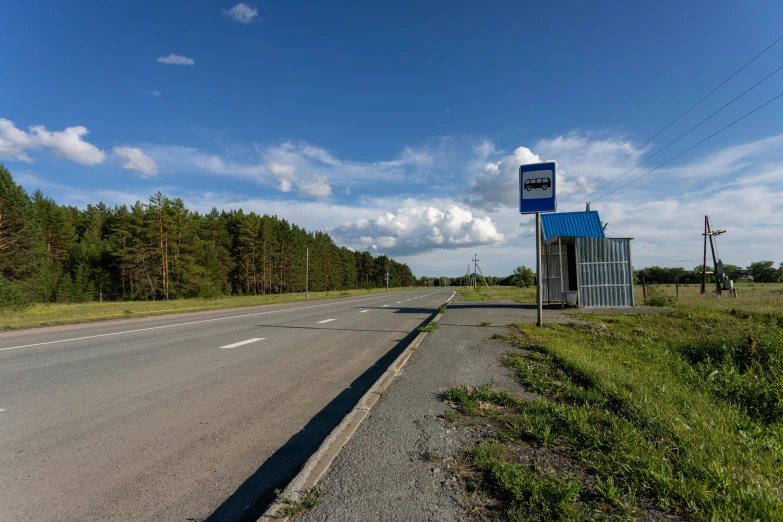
[0, 289, 452, 522]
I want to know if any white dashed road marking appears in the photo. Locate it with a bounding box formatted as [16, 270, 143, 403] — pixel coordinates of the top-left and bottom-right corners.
[359, 310, 370, 313]
[220, 338, 265, 349]
[382, 305, 389, 307]
[317, 319, 336, 324]
[0, 290, 426, 353]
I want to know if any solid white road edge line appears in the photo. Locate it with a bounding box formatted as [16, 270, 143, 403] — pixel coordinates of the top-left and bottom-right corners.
[219, 338, 265, 349]
[317, 319, 336, 324]
[0, 290, 429, 352]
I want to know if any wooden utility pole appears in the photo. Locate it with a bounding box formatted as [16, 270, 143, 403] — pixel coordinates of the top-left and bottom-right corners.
[701, 215, 726, 296]
[475, 261, 492, 295]
[473, 254, 479, 291]
[701, 216, 708, 294]
[305, 248, 309, 298]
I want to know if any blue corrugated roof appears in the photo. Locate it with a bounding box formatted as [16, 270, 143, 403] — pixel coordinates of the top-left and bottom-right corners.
[540, 211, 605, 241]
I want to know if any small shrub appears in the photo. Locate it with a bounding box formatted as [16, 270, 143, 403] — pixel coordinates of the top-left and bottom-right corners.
[643, 285, 676, 307]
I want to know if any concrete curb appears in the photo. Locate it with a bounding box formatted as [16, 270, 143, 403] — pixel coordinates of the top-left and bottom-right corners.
[259, 291, 455, 521]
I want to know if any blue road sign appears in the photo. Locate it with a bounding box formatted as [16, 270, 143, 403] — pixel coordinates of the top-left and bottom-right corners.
[519, 162, 556, 214]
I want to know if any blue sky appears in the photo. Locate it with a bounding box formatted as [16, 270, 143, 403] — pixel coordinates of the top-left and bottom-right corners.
[1, 1, 782, 276]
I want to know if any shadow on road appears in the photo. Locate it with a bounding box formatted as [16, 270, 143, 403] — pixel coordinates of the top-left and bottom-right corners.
[203, 311, 436, 522]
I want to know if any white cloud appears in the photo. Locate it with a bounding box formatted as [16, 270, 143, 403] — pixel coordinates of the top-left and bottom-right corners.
[223, 3, 260, 24]
[0, 118, 35, 163]
[465, 134, 641, 211]
[141, 89, 161, 97]
[298, 175, 332, 197]
[157, 54, 195, 66]
[278, 179, 292, 192]
[113, 146, 158, 178]
[268, 162, 295, 176]
[334, 204, 504, 256]
[0, 118, 106, 165]
[466, 146, 542, 211]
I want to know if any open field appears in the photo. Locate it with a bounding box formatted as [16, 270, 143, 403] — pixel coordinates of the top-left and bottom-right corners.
[442, 284, 783, 520]
[0, 287, 417, 330]
[456, 282, 783, 312]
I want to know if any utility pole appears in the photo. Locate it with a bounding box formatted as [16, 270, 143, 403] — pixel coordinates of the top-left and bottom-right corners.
[306, 248, 309, 298]
[701, 216, 726, 296]
[701, 216, 707, 294]
[475, 260, 492, 295]
[385, 267, 389, 292]
[473, 254, 479, 291]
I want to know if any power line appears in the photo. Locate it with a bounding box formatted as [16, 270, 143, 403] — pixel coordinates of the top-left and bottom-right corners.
[590, 88, 783, 204]
[605, 224, 702, 258]
[561, 33, 783, 205]
[561, 60, 783, 211]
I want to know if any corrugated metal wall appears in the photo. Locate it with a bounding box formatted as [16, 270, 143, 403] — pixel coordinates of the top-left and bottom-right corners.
[542, 244, 569, 301]
[575, 237, 634, 307]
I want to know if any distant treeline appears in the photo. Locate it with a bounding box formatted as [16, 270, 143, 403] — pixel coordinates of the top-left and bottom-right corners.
[0, 165, 414, 309]
[635, 263, 783, 284]
[421, 262, 783, 288]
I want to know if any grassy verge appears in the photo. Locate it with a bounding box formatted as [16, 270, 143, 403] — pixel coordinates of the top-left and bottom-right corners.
[442, 303, 783, 520]
[457, 286, 537, 303]
[0, 287, 417, 331]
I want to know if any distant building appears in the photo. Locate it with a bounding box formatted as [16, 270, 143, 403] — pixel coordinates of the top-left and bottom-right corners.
[739, 268, 754, 282]
[540, 211, 634, 307]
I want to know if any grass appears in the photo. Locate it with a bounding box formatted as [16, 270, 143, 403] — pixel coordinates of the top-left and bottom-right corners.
[417, 321, 439, 333]
[456, 282, 783, 311]
[442, 285, 783, 520]
[481, 320, 493, 326]
[426, 451, 444, 462]
[274, 485, 328, 517]
[0, 287, 418, 330]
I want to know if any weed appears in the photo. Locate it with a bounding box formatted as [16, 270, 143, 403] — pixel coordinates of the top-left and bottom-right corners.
[438, 304, 447, 314]
[418, 321, 439, 333]
[275, 485, 328, 517]
[595, 476, 620, 502]
[425, 451, 443, 462]
[481, 320, 493, 326]
[443, 410, 460, 422]
[469, 442, 580, 521]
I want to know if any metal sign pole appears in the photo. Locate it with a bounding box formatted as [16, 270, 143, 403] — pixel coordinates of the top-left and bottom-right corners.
[536, 212, 543, 326]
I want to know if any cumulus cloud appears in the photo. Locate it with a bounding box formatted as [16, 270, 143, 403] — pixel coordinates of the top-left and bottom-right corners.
[278, 179, 293, 192]
[157, 54, 195, 65]
[298, 175, 332, 197]
[223, 3, 260, 24]
[333, 204, 503, 255]
[113, 146, 158, 178]
[465, 134, 641, 211]
[466, 146, 542, 211]
[0, 118, 106, 165]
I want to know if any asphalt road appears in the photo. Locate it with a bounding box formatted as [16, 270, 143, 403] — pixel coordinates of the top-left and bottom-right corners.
[0, 289, 453, 522]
